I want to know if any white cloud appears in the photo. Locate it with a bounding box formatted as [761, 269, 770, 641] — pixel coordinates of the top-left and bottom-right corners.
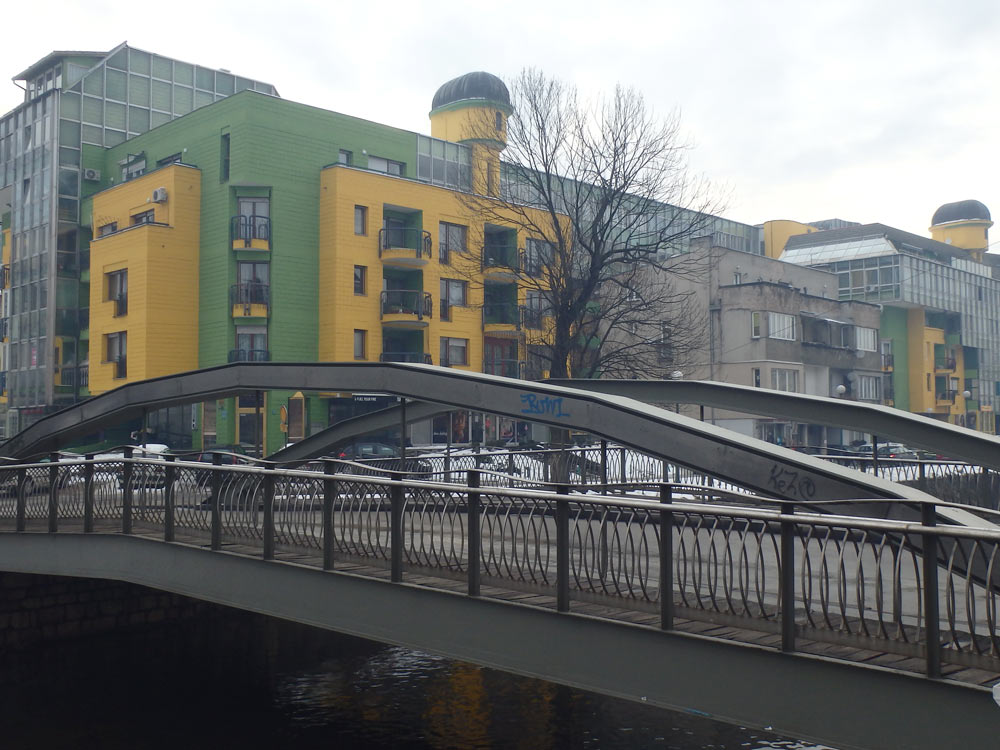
[3, 0, 996, 238]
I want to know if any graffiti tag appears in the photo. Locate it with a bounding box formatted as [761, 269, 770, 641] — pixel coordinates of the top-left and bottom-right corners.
[520, 393, 571, 419]
[767, 464, 816, 499]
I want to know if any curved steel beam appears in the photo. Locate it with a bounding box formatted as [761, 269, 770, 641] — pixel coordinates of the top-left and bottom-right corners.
[548, 379, 1000, 473]
[0, 362, 929, 507]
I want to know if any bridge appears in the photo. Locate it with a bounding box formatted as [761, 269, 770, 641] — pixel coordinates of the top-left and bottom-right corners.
[1, 363, 999, 749]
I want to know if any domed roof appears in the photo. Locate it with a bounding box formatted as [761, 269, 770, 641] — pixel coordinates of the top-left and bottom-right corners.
[932, 199, 992, 226]
[432, 72, 510, 111]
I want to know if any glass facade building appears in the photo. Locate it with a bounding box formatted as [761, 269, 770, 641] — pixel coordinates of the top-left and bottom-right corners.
[0, 44, 275, 431]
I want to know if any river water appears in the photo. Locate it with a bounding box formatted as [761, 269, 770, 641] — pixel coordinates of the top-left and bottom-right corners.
[0, 608, 836, 749]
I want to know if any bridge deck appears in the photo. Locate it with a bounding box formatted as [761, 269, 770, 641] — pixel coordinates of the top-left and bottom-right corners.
[14, 517, 997, 691]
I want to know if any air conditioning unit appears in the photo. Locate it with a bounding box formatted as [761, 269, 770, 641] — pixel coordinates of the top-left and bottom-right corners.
[865, 285, 878, 293]
[82, 168, 101, 182]
[151, 187, 168, 203]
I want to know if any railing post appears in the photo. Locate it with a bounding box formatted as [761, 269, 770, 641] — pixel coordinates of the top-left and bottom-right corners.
[15, 467, 26, 532]
[467, 470, 481, 596]
[210, 453, 222, 551]
[83, 454, 94, 533]
[922, 502, 942, 679]
[262, 472, 275, 560]
[871, 435, 880, 476]
[122, 448, 133, 534]
[918, 459, 927, 493]
[390, 480, 404, 583]
[780, 502, 796, 652]
[48, 452, 59, 533]
[323, 460, 336, 571]
[619, 447, 627, 485]
[660, 484, 674, 630]
[600, 440, 609, 492]
[556, 483, 570, 613]
[163, 456, 175, 542]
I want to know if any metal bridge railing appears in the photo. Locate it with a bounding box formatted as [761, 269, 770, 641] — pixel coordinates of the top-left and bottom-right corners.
[1, 451, 999, 681]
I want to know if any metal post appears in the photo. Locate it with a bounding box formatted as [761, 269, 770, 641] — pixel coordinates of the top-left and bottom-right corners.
[323, 460, 335, 571]
[48, 452, 59, 533]
[660, 484, 674, 630]
[871, 435, 879, 476]
[922, 502, 942, 678]
[83, 454, 94, 533]
[210, 453, 222, 551]
[15, 467, 26, 532]
[122, 447, 134, 534]
[600, 440, 609, 492]
[556, 483, 570, 613]
[163, 455, 175, 542]
[399, 397, 407, 475]
[445, 414, 452, 480]
[255, 391, 263, 459]
[780, 502, 796, 652]
[619, 447, 627, 485]
[918, 459, 927, 493]
[467, 470, 481, 596]
[390, 480, 404, 582]
[262, 472, 275, 560]
[699, 404, 705, 422]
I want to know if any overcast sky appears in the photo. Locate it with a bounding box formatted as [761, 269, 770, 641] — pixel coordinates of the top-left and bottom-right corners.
[3, 0, 997, 243]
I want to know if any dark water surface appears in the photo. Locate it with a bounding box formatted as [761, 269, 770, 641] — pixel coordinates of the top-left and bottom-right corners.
[0, 609, 834, 749]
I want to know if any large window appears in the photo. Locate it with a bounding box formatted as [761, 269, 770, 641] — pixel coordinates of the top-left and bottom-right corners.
[440, 337, 469, 367]
[105, 331, 127, 378]
[416, 135, 471, 190]
[237, 197, 269, 241]
[525, 238, 552, 276]
[857, 375, 881, 401]
[440, 278, 467, 320]
[106, 269, 127, 316]
[524, 290, 547, 329]
[768, 312, 796, 341]
[855, 326, 877, 352]
[235, 327, 267, 361]
[771, 368, 798, 392]
[439, 222, 467, 263]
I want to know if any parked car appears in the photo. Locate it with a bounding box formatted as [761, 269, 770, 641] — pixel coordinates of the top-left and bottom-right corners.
[876, 443, 919, 460]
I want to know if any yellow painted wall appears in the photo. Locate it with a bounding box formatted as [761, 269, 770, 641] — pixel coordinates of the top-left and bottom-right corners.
[430, 105, 506, 196]
[88, 164, 201, 394]
[318, 166, 555, 373]
[930, 219, 992, 259]
[761, 220, 818, 259]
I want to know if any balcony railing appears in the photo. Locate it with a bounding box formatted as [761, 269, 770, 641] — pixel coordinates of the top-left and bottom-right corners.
[483, 358, 524, 379]
[523, 308, 546, 330]
[228, 349, 271, 363]
[379, 352, 432, 364]
[230, 282, 271, 315]
[881, 353, 894, 369]
[60, 365, 89, 388]
[482, 245, 520, 273]
[483, 302, 522, 328]
[231, 216, 271, 249]
[936, 389, 957, 403]
[379, 228, 432, 260]
[935, 357, 957, 371]
[380, 290, 433, 320]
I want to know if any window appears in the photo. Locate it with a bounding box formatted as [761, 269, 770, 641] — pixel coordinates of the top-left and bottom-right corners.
[770, 368, 798, 392]
[130, 209, 154, 226]
[440, 337, 468, 367]
[440, 278, 468, 320]
[495, 111, 503, 131]
[525, 238, 553, 275]
[368, 155, 403, 176]
[855, 326, 877, 352]
[236, 197, 269, 242]
[857, 375, 881, 401]
[768, 312, 796, 341]
[98, 222, 118, 238]
[354, 265, 366, 295]
[752, 367, 761, 388]
[658, 323, 673, 363]
[733, 272, 743, 284]
[106, 269, 127, 316]
[234, 327, 267, 361]
[353, 329, 366, 359]
[121, 157, 146, 182]
[439, 222, 467, 263]
[105, 332, 127, 378]
[354, 205, 367, 236]
[220, 133, 230, 181]
[750, 311, 761, 338]
[338, 149, 352, 165]
[157, 152, 183, 167]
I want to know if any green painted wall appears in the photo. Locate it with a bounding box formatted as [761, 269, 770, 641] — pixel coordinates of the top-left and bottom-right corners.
[881, 306, 909, 410]
[96, 91, 419, 453]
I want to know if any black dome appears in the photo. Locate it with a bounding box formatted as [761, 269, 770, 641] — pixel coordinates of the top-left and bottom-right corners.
[932, 199, 992, 226]
[432, 72, 510, 111]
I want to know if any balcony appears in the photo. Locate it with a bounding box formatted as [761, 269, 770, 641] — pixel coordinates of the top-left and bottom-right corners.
[381, 290, 432, 328]
[231, 216, 271, 251]
[522, 308, 546, 330]
[483, 358, 524, 379]
[482, 245, 520, 278]
[936, 389, 957, 404]
[379, 228, 431, 267]
[881, 353, 894, 370]
[934, 356, 957, 372]
[230, 282, 270, 319]
[483, 302, 522, 331]
[229, 349, 271, 363]
[380, 352, 432, 364]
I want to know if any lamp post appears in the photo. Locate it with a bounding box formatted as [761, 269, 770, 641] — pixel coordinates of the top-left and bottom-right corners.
[670, 370, 683, 414]
[962, 390, 973, 429]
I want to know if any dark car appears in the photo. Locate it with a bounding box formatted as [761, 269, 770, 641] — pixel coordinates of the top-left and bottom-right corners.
[332, 443, 432, 475]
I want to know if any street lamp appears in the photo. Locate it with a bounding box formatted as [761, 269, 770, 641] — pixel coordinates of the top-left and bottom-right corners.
[835, 384, 847, 397]
[670, 371, 683, 414]
[963, 390, 973, 429]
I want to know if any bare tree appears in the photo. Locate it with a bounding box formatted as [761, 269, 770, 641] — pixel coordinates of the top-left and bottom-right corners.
[460, 68, 722, 379]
